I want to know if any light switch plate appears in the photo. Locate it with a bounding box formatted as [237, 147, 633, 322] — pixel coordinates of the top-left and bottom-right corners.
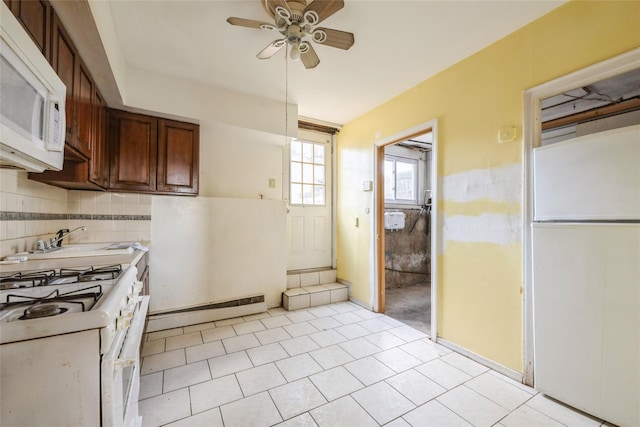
[362, 180, 373, 191]
[269, 178, 276, 188]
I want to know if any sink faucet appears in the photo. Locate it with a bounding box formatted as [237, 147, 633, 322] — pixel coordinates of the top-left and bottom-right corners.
[51, 226, 86, 248]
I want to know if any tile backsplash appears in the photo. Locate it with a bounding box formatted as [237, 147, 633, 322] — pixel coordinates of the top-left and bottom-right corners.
[0, 170, 152, 257]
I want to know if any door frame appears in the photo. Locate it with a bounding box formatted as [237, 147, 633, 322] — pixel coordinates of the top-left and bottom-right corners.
[522, 48, 639, 386]
[372, 119, 439, 340]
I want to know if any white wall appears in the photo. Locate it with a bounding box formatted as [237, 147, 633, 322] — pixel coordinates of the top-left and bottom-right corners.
[120, 65, 294, 311]
[151, 197, 286, 312]
[201, 122, 284, 199]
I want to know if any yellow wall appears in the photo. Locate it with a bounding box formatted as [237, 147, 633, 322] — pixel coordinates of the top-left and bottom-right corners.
[336, 1, 640, 372]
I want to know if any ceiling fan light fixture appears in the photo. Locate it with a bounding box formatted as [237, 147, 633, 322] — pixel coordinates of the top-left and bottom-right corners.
[275, 5, 291, 24]
[290, 42, 301, 61]
[312, 29, 327, 43]
[228, 0, 352, 69]
[303, 10, 319, 26]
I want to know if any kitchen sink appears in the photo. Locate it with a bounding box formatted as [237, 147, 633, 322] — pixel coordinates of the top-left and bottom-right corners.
[19, 243, 135, 260]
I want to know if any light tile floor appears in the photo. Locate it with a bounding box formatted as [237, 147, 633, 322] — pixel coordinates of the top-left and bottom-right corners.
[139, 302, 608, 427]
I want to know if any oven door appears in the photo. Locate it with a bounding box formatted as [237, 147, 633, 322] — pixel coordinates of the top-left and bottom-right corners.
[102, 296, 150, 427]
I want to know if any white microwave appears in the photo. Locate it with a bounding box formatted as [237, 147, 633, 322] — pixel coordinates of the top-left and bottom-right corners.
[0, 1, 66, 172]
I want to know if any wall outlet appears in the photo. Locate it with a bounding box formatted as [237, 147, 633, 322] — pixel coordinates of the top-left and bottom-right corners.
[269, 178, 276, 188]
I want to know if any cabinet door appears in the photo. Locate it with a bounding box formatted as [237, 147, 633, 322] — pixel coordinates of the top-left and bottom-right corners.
[75, 60, 94, 157]
[109, 111, 157, 192]
[51, 12, 77, 146]
[89, 91, 108, 187]
[157, 119, 199, 195]
[7, 0, 50, 59]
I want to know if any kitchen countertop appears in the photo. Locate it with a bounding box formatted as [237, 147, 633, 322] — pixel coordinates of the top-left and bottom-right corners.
[0, 241, 151, 274]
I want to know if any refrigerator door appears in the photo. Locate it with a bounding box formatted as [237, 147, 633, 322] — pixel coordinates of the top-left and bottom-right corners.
[532, 223, 640, 427]
[533, 124, 640, 221]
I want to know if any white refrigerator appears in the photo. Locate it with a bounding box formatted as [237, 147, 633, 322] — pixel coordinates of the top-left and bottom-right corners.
[532, 124, 640, 427]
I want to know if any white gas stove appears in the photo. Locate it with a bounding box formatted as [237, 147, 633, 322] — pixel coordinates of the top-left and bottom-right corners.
[0, 262, 149, 427]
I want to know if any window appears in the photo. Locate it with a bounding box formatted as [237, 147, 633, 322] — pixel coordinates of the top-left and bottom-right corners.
[384, 156, 418, 204]
[290, 140, 326, 205]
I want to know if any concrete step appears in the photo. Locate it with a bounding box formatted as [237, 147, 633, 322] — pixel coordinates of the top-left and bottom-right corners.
[282, 282, 348, 311]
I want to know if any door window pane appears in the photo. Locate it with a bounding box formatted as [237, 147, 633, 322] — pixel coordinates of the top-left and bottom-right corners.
[314, 145, 325, 164]
[291, 140, 302, 161]
[302, 142, 313, 162]
[303, 184, 314, 204]
[290, 140, 327, 206]
[302, 163, 313, 184]
[291, 162, 302, 182]
[314, 165, 325, 184]
[314, 185, 325, 204]
[291, 183, 303, 204]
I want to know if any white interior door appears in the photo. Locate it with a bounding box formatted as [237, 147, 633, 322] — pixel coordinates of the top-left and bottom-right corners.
[286, 129, 333, 271]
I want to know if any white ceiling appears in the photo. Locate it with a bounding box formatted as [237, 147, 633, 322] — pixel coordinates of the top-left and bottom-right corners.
[108, 0, 566, 125]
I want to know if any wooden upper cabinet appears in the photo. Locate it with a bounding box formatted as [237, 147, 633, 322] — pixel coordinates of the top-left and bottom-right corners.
[8, 1, 200, 195]
[107, 110, 199, 195]
[157, 119, 199, 195]
[51, 11, 77, 146]
[76, 60, 94, 158]
[109, 110, 158, 192]
[6, 0, 50, 59]
[50, 10, 95, 159]
[89, 92, 108, 188]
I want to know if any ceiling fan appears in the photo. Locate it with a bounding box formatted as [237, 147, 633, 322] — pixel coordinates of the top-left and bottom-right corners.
[227, 0, 354, 69]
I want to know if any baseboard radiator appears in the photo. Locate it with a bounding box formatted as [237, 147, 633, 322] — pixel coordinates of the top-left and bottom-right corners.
[146, 295, 267, 333]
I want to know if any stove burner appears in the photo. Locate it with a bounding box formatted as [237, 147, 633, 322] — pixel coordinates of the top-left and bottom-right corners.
[0, 265, 122, 290]
[20, 303, 68, 319]
[58, 265, 123, 283]
[0, 270, 56, 290]
[1, 286, 104, 316]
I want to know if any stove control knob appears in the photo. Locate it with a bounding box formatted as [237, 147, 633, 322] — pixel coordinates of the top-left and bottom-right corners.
[117, 310, 133, 330]
[133, 280, 143, 293]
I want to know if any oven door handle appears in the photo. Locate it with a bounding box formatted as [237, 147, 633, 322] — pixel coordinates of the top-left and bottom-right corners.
[115, 296, 150, 370]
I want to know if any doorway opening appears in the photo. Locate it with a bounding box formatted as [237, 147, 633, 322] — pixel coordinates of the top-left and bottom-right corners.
[382, 133, 432, 333]
[374, 120, 439, 339]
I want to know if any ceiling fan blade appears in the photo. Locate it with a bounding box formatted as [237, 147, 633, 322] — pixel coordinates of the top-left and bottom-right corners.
[257, 39, 286, 59]
[227, 17, 274, 29]
[300, 43, 320, 69]
[313, 27, 354, 50]
[262, 0, 291, 18]
[304, 0, 344, 24]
